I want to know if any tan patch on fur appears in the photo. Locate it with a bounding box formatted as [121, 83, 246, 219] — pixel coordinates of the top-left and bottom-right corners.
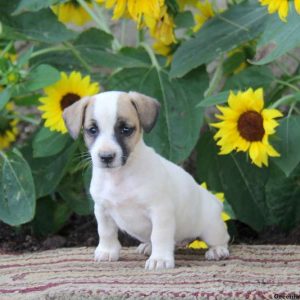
[116, 94, 142, 155]
[83, 98, 96, 148]
[63, 96, 91, 139]
[129, 92, 160, 133]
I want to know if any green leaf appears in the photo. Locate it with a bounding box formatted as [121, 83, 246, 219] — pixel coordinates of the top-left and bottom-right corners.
[24, 64, 60, 91]
[33, 127, 71, 158]
[224, 66, 274, 90]
[265, 163, 300, 230]
[108, 66, 209, 162]
[14, 0, 63, 15]
[16, 46, 34, 67]
[0, 149, 36, 226]
[273, 115, 300, 177]
[75, 30, 150, 68]
[23, 142, 78, 198]
[170, 1, 268, 78]
[0, 88, 11, 110]
[196, 132, 269, 231]
[0, 8, 77, 43]
[174, 11, 195, 28]
[252, 5, 300, 65]
[32, 196, 72, 236]
[58, 172, 93, 216]
[197, 90, 232, 108]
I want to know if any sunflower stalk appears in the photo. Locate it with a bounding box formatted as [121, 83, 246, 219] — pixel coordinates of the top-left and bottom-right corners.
[30, 46, 68, 59]
[64, 42, 92, 73]
[140, 42, 161, 71]
[6, 115, 40, 125]
[77, 0, 109, 33]
[274, 79, 300, 92]
[270, 94, 300, 108]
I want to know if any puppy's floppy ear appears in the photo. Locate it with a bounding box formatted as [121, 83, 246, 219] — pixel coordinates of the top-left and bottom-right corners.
[63, 97, 90, 139]
[129, 91, 160, 133]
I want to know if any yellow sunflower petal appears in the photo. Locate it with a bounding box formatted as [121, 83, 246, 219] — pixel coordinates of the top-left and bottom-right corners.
[39, 71, 100, 133]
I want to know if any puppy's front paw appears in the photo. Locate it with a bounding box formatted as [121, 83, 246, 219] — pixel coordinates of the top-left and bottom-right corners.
[94, 243, 121, 262]
[145, 255, 175, 270]
[205, 245, 229, 261]
[136, 243, 152, 256]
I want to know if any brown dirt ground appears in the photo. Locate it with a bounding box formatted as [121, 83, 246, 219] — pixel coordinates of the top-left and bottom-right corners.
[0, 215, 299, 254]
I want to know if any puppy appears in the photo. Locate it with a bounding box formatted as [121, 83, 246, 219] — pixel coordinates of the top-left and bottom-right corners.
[63, 91, 230, 270]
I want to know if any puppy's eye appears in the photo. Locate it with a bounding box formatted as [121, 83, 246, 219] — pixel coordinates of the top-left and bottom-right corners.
[87, 125, 98, 136]
[119, 125, 135, 136]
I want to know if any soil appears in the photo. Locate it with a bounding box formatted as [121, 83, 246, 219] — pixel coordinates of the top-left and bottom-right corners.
[0, 215, 299, 254]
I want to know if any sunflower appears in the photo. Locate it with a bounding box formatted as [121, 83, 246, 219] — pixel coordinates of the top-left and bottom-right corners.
[188, 182, 230, 250]
[193, 0, 215, 32]
[100, 0, 164, 25]
[99, 0, 176, 53]
[259, 0, 300, 22]
[147, 5, 176, 46]
[0, 103, 19, 150]
[51, 0, 102, 26]
[212, 88, 283, 168]
[39, 71, 100, 134]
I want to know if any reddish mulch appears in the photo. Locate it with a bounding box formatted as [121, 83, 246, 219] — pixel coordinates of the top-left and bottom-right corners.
[0, 215, 299, 254]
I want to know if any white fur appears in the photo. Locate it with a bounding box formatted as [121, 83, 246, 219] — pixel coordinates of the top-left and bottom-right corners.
[89, 92, 230, 270]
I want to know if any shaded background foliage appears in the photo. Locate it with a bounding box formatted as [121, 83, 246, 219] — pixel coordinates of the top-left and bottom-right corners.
[0, 0, 300, 238]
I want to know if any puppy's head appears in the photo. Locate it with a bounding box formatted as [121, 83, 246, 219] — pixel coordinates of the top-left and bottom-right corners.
[63, 91, 160, 169]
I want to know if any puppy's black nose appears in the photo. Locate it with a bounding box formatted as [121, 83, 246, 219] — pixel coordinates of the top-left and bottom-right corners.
[99, 152, 116, 164]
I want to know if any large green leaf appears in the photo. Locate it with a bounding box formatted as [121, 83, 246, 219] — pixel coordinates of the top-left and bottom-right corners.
[58, 172, 94, 216]
[223, 66, 274, 91]
[108, 66, 209, 162]
[197, 90, 232, 108]
[273, 115, 300, 177]
[253, 5, 300, 65]
[23, 142, 78, 198]
[0, 8, 76, 43]
[32, 196, 72, 236]
[170, 1, 268, 78]
[0, 149, 36, 226]
[265, 164, 300, 230]
[14, 0, 64, 14]
[196, 132, 269, 231]
[0, 88, 12, 110]
[74, 30, 150, 69]
[33, 127, 71, 158]
[24, 64, 60, 91]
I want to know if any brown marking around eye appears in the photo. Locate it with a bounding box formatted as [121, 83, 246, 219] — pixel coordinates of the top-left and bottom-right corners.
[115, 94, 142, 163]
[83, 99, 97, 148]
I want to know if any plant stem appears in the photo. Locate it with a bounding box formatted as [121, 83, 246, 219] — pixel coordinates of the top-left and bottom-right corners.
[140, 42, 161, 70]
[204, 58, 224, 98]
[288, 103, 296, 118]
[270, 94, 299, 109]
[7, 115, 40, 125]
[64, 42, 92, 73]
[274, 79, 300, 92]
[0, 42, 14, 57]
[77, 0, 109, 33]
[30, 46, 68, 59]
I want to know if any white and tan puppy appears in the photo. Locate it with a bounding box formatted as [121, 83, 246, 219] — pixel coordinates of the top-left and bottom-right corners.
[63, 91, 230, 270]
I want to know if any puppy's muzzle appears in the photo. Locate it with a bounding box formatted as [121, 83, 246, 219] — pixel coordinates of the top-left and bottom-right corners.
[99, 152, 116, 167]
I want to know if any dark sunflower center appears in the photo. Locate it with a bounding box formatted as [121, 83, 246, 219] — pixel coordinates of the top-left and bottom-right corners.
[0, 116, 11, 135]
[237, 110, 265, 142]
[60, 93, 81, 110]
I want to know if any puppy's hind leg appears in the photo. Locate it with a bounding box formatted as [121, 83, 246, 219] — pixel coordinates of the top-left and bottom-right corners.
[136, 243, 152, 256]
[201, 218, 230, 261]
